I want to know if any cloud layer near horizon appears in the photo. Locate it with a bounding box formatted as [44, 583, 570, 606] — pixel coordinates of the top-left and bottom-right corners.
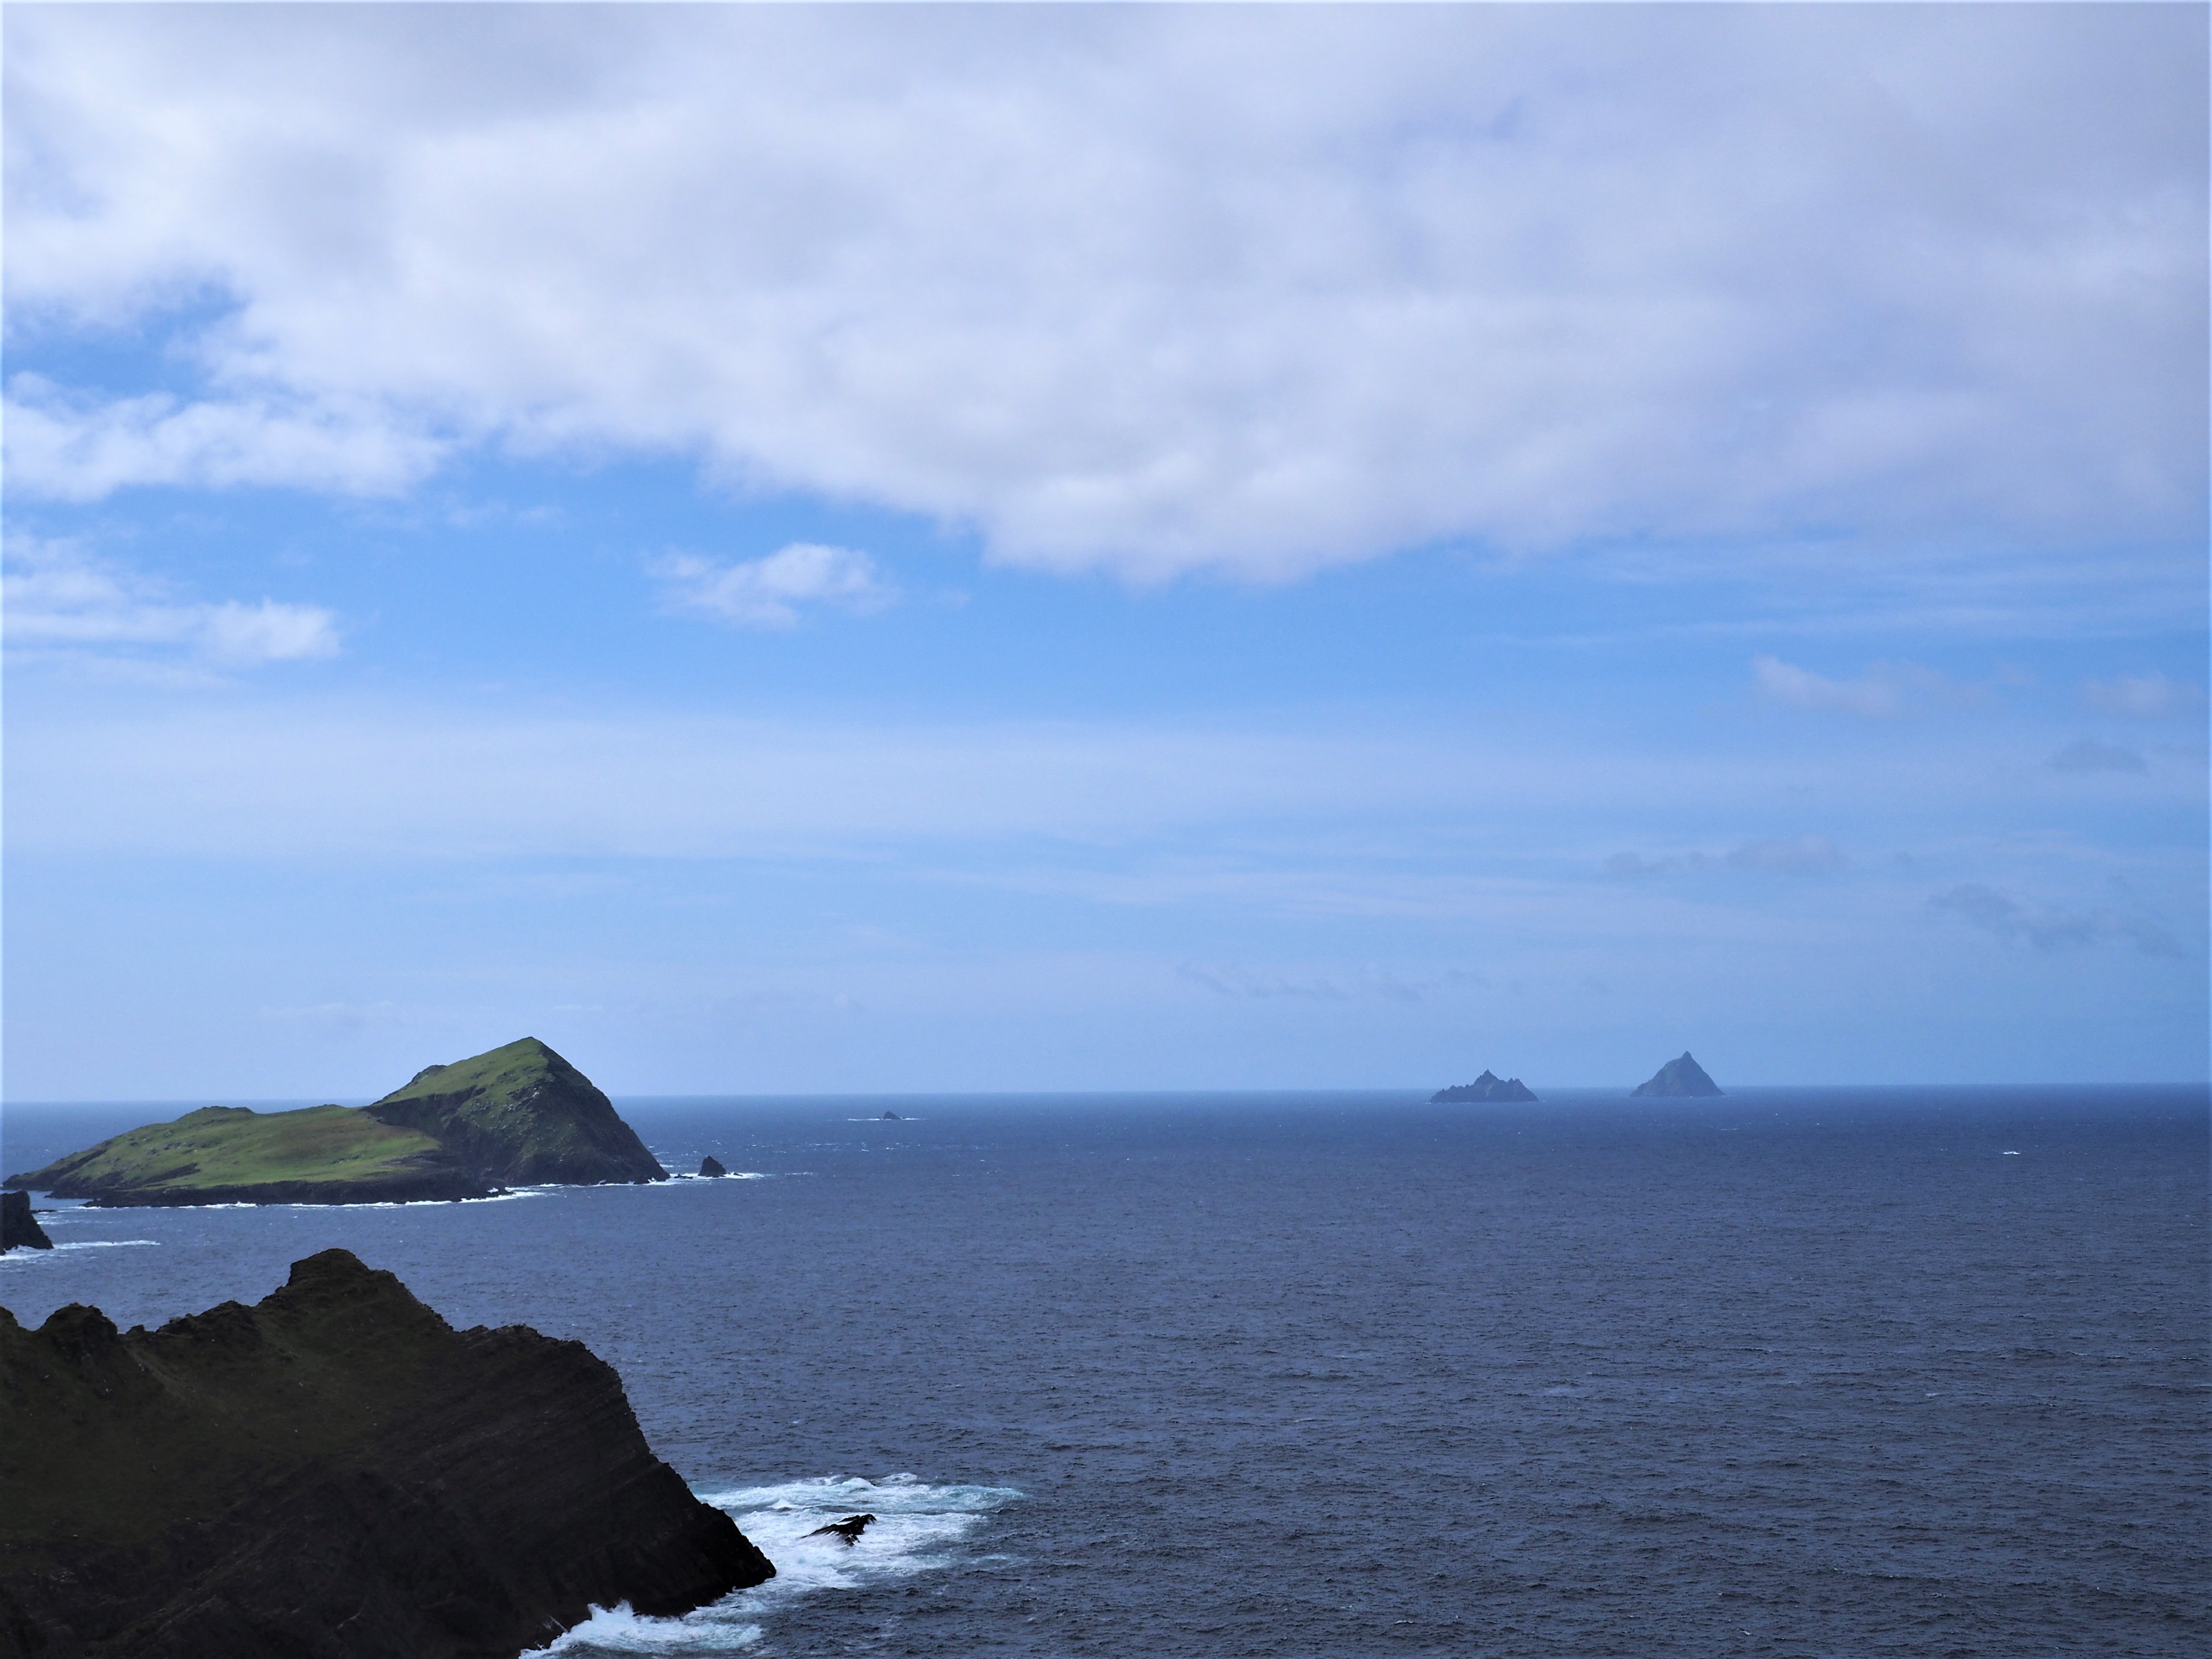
[6, 4, 2203, 582]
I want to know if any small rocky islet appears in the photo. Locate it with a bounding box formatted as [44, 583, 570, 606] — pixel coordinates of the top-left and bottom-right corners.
[3, 1037, 665, 1208]
[1632, 1051, 1725, 1096]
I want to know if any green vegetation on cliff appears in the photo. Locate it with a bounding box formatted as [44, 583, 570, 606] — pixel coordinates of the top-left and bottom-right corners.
[2, 1106, 464, 1204]
[3, 1038, 665, 1205]
[365, 1036, 666, 1186]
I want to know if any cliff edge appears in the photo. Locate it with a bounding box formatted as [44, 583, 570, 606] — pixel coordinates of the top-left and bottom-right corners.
[0, 1248, 770, 1659]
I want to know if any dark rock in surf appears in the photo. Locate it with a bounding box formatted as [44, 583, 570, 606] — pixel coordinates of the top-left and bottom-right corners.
[1632, 1052, 1724, 1097]
[807, 1514, 877, 1545]
[0, 1191, 51, 1251]
[1431, 1070, 1538, 1103]
[699, 1156, 728, 1178]
[0, 1248, 772, 1659]
[880, 1111, 901, 1120]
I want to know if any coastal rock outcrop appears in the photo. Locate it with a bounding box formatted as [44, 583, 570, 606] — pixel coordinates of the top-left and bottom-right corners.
[4, 1039, 666, 1206]
[0, 1191, 51, 1251]
[0, 1249, 771, 1659]
[699, 1156, 728, 1178]
[807, 1515, 876, 1545]
[1431, 1070, 1539, 1103]
[1632, 1051, 1724, 1096]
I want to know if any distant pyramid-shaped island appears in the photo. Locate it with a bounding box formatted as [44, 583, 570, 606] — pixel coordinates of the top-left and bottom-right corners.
[4, 1037, 667, 1207]
[1431, 1070, 1539, 1103]
[1631, 1052, 1724, 1097]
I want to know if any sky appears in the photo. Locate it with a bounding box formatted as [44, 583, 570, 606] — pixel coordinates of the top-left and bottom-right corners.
[3, 2, 2205, 1102]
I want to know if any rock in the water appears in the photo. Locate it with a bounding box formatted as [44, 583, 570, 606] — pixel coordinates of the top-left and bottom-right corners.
[0, 1249, 772, 1658]
[880, 1110, 901, 1120]
[1431, 1070, 1539, 1103]
[807, 1514, 877, 1545]
[699, 1156, 728, 1178]
[0, 1191, 52, 1251]
[1632, 1051, 1724, 1096]
[4, 1037, 667, 1206]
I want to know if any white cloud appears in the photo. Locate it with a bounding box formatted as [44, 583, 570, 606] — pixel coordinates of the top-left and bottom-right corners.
[653, 543, 896, 630]
[2, 5, 2201, 586]
[1751, 654, 1967, 718]
[2082, 670, 2203, 720]
[2, 538, 339, 667]
[3, 375, 444, 501]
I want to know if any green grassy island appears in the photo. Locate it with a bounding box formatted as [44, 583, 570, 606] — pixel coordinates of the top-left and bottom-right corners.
[3, 1037, 667, 1206]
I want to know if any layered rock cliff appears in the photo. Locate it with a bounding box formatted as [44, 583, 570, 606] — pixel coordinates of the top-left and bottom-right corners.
[0, 1249, 769, 1658]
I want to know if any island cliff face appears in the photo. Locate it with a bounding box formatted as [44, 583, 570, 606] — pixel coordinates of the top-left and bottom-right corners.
[3, 1039, 665, 1206]
[364, 1037, 667, 1187]
[0, 1249, 770, 1659]
[1431, 1070, 1539, 1103]
[1632, 1051, 1724, 1096]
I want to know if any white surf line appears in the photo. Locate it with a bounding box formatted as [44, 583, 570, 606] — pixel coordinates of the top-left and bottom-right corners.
[535, 1474, 1022, 1656]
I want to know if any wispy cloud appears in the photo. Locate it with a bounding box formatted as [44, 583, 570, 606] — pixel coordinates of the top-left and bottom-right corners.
[2, 538, 340, 667]
[1929, 883, 2182, 957]
[652, 544, 897, 630]
[1605, 834, 1847, 878]
[1750, 654, 1974, 718]
[1179, 962, 1486, 1003]
[2082, 670, 2203, 720]
[2048, 737, 2147, 774]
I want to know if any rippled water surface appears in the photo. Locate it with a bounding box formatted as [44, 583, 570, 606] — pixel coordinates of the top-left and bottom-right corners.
[5, 1087, 2206, 1657]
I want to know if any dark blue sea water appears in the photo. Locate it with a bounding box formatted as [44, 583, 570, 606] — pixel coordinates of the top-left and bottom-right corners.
[4, 1087, 2206, 1657]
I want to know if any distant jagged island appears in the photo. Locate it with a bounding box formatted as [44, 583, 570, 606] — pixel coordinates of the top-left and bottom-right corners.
[2, 1037, 666, 1207]
[1632, 1052, 1724, 1096]
[1431, 1070, 1539, 1103]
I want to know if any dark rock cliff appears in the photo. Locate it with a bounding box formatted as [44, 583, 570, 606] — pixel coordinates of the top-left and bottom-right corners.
[0, 1249, 770, 1659]
[0, 1193, 51, 1251]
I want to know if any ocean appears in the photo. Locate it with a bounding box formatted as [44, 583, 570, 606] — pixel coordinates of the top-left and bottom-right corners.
[3, 1086, 2206, 1657]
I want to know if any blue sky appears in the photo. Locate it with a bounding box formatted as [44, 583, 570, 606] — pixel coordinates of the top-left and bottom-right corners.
[4, 4, 2205, 1099]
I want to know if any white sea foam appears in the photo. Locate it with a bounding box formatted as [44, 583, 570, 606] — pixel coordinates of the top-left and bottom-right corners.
[533, 1474, 1020, 1656]
[1, 1238, 158, 1258]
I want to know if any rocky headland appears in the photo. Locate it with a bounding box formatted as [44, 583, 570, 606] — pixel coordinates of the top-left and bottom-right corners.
[1632, 1051, 1724, 1096]
[3, 1038, 666, 1207]
[1431, 1070, 1539, 1103]
[0, 1248, 770, 1659]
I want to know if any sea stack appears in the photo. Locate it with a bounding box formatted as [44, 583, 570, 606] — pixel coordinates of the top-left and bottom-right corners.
[1431, 1070, 1539, 1103]
[1632, 1052, 1724, 1096]
[1, 1190, 52, 1250]
[699, 1156, 728, 1178]
[0, 1249, 772, 1657]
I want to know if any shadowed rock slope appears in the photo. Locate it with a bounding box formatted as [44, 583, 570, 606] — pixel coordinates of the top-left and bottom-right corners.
[1632, 1051, 1725, 1096]
[0, 1249, 769, 1659]
[364, 1037, 665, 1187]
[4, 1039, 665, 1205]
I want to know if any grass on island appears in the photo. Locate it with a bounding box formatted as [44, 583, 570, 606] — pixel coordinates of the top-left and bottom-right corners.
[12, 1105, 445, 1194]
